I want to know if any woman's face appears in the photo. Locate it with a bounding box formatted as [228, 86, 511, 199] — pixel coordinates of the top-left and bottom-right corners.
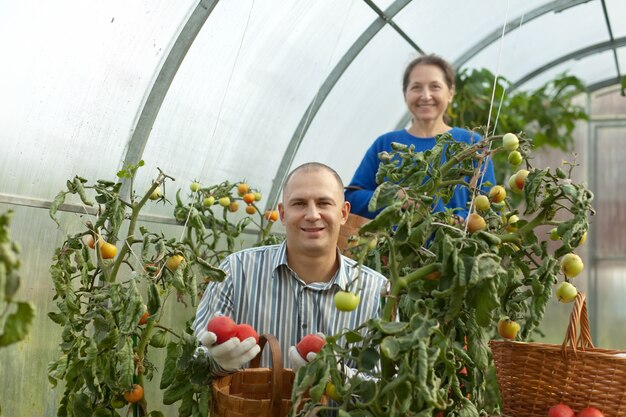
[403, 64, 454, 126]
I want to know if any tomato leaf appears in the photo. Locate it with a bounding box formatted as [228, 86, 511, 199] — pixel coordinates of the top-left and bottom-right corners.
[117, 339, 134, 388]
[358, 347, 380, 371]
[49, 191, 68, 226]
[0, 301, 35, 347]
[160, 342, 178, 389]
[163, 377, 192, 405]
[72, 392, 93, 417]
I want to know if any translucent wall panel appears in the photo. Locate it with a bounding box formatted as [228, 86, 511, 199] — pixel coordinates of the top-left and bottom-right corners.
[141, 0, 375, 217]
[595, 261, 626, 349]
[0, 202, 193, 416]
[593, 124, 626, 258]
[591, 84, 626, 116]
[0, 1, 196, 201]
[292, 25, 417, 186]
[464, 1, 608, 85]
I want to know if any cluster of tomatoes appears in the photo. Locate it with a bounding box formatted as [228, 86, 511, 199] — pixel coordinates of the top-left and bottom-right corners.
[206, 316, 260, 344]
[548, 403, 604, 417]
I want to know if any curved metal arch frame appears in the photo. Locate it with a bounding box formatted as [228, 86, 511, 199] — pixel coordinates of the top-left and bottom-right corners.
[263, 0, 416, 211]
[118, 0, 220, 196]
[511, 38, 626, 91]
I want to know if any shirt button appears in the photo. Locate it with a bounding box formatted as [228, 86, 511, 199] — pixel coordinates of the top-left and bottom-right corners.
[301, 324, 308, 329]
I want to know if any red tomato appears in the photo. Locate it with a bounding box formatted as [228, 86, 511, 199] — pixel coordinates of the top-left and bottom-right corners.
[207, 316, 237, 344]
[547, 403, 575, 417]
[235, 323, 259, 343]
[577, 407, 604, 417]
[296, 334, 325, 358]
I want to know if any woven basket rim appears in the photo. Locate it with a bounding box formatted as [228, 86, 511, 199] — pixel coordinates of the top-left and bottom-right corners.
[490, 339, 626, 358]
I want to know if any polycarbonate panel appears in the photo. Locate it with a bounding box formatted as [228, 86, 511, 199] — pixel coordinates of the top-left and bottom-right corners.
[0, 1, 196, 201]
[0, 202, 193, 417]
[516, 50, 618, 91]
[607, 0, 626, 37]
[593, 124, 626, 258]
[291, 25, 416, 186]
[595, 261, 626, 349]
[395, 0, 549, 63]
[591, 79, 626, 116]
[463, 1, 608, 86]
[140, 0, 375, 217]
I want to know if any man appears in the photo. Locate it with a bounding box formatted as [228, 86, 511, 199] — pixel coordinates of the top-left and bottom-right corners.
[193, 162, 388, 375]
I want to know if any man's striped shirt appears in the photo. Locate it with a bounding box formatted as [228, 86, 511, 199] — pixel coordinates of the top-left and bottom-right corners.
[193, 241, 388, 367]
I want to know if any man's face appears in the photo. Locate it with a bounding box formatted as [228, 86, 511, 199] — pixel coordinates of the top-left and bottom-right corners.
[278, 168, 350, 257]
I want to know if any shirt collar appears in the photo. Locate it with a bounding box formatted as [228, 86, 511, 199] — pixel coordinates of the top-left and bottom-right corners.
[272, 241, 356, 291]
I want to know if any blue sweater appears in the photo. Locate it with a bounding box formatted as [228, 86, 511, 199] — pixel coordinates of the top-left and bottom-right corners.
[345, 128, 496, 219]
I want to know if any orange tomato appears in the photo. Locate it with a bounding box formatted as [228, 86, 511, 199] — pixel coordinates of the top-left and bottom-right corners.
[138, 305, 149, 325]
[100, 242, 117, 259]
[229, 202, 239, 212]
[264, 210, 279, 222]
[237, 183, 249, 196]
[166, 254, 184, 272]
[242, 193, 256, 204]
[245, 205, 256, 215]
[123, 384, 144, 403]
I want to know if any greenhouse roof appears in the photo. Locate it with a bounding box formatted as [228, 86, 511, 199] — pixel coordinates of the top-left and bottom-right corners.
[0, 0, 624, 226]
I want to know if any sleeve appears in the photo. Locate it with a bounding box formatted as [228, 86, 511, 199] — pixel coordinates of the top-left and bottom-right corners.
[192, 257, 235, 338]
[345, 139, 386, 219]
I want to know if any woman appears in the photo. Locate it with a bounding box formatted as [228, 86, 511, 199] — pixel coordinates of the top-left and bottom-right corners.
[345, 54, 495, 220]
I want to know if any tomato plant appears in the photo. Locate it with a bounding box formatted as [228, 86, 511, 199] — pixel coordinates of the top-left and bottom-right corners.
[291, 132, 593, 416]
[0, 210, 36, 417]
[46, 164, 283, 417]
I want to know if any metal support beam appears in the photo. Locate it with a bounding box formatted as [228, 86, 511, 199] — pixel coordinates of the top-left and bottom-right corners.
[119, 0, 219, 197]
[512, 38, 626, 90]
[265, 0, 417, 210]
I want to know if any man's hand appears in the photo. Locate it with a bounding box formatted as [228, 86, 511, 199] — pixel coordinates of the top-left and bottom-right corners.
[288, 332, 325, 371]
[198, 329, 260, 372]
[288, 345, 318, 371]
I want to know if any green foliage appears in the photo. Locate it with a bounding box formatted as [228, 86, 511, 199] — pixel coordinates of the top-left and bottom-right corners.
[0, 211, 36, 351]
[292, 132, 593, 416]
[47, 168, 280, 416]
[450, 69, 588, 185]
[0, 211, 36, 417]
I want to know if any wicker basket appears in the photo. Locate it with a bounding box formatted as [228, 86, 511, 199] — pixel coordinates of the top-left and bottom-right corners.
[211, 334, 296, 417]
[338, 213, 369, 252]
[490, 292, 626, 417]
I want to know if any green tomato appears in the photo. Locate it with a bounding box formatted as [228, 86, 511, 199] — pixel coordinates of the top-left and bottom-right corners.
[508, 150, 523, 166]
[474, 195, 490, 212]
[149, 185, 162, 200]
[334, 291, 360, 312]
[502, 133, 519, 151]
[218, 196, 231, 207]
[190, 182, 201, 192]
[561, 253, 583, 278]
[556, 281, 578, 303]
[549, 228, 560, 241]
[203, 196, 215, 207]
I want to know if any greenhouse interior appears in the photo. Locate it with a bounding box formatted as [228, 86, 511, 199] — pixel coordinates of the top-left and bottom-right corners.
[1, 0, 626, 416]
